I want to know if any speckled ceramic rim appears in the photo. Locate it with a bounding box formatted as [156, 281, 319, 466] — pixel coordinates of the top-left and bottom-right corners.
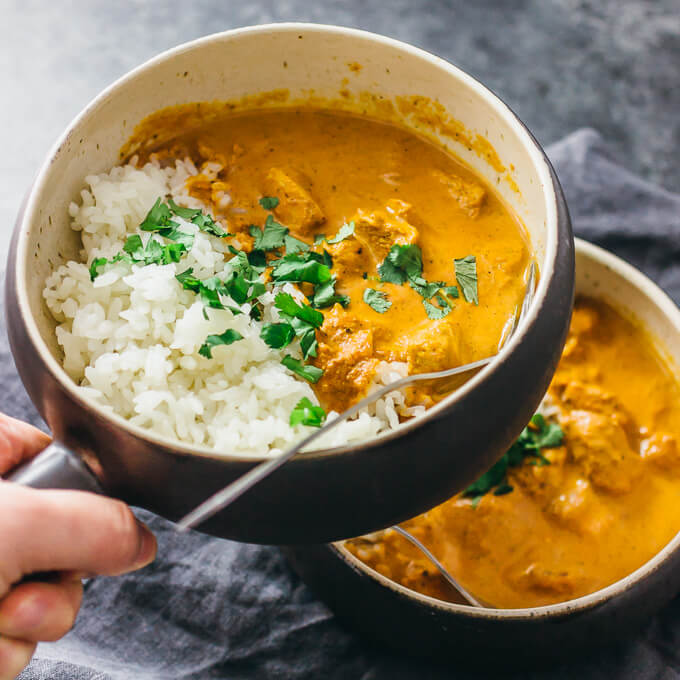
[332, 237, 680, 620]
[13, 23, 559, 463]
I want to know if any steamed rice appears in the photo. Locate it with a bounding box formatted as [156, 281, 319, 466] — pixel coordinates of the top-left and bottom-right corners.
[43, 157, 419, 456]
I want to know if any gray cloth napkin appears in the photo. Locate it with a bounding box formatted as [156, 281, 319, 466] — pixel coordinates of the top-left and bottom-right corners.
[11, 128, 680, 679]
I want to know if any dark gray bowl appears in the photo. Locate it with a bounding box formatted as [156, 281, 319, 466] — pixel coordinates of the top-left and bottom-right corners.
[5, 24, 573, 545]
[285, 240, 680, 658]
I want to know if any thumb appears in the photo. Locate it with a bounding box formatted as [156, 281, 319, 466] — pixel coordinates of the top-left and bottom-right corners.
[0, 484, 156, 587]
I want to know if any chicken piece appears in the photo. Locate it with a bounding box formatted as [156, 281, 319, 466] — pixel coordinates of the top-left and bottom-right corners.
[641, 432, 680, 474]
[314, 305, 379, 412]
[326, 237, 373, 276]
[557, 381, 637, 443]
[351, 199, 419, 263]
[546, 477, 613, 535]
[510, 561, 584, 596]
[263, 168, 325, 235]
[510, 446, 569, 507]
[400, 321, 460, 375]
[564, 410, 640, 494]
[432, 169, 486, 218]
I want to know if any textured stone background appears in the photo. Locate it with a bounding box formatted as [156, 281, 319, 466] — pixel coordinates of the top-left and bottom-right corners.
[1, 0, 678, 266]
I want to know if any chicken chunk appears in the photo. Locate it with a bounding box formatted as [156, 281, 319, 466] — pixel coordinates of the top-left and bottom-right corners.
[432, 169, 486, 218]
[263, 168, 325, 235]
[510, 562, 584, 596]
[314, 305, 379, 412]
[557, 381, 637, 443]
[351, 199, 419, 263]
[642, 432, 680, 474]
[326, 237, 373, 276]
[400, 321, 460, 375]
[564, 410, 640, 494]
[510, 446, 569, 507]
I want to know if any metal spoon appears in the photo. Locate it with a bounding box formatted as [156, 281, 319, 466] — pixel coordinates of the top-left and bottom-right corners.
[177, 263, 536, 534]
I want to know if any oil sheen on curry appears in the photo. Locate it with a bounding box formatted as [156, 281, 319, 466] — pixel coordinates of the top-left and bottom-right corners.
[136, 108, 530, 413]
[347, 297, 680, 608]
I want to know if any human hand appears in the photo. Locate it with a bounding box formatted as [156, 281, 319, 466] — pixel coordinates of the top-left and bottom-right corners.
[0, 414, 157, 679]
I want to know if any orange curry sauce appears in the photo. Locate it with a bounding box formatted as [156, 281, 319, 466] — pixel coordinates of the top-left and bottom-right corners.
[347, 298, 680, 608]
[136, 108, 530, 412]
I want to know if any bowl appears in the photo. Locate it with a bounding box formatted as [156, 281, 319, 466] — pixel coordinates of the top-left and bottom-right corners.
[284, 238, 680, 659]
[6, 24, 573, 544]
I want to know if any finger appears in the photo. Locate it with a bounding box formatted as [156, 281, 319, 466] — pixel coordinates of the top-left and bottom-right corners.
[0, 414, 51, 475]
[0, 636, 36, 680]
[2, 485, 157, 581]
[0, 575, 83, 642]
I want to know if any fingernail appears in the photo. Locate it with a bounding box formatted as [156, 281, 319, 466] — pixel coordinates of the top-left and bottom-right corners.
[133, 520, 157, 569]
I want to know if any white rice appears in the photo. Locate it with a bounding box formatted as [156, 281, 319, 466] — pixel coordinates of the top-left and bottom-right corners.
[43, 158, 421, 457]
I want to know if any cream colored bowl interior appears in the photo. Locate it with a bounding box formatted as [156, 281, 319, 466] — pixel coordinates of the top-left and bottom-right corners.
[20, 24, 556, 373]
[335, 237, 680, 617]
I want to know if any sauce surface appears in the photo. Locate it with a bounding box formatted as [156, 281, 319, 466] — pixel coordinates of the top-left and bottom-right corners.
[347, 297, 680, 608]
[140, 108, 530, 412]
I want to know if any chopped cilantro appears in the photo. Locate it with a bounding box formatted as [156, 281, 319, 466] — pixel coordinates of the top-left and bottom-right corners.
[140, 198, 176, 231]
[157, 226, 195, 249]
[270, 252, 332, 285]
[363, 288, 391, 313]
[290, 397, 326, 427]
[89, 257, 108, 281]
[464, 413, 564, 504]
[250, 215, 288, 250]
[284, 234, 310, 254]
[378, 244, 423, 285]
[454, 255, 478, 305]
[167, 198, 201, 220]
[274, 293, 323, 328]
[260, 322, 296, 349]
[422, 298, 450, 320]
[259, 196, 280, 210]
[198, 329, 244, 358]
[314, 233, 326, 245]
[327, 221, 355, 244]
[312, 277, 350, 309]
[281, 355, 323, 383]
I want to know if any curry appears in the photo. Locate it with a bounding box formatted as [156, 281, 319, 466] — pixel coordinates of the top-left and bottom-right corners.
[347, 297, 680, 608]
[138, 108, 530, 412]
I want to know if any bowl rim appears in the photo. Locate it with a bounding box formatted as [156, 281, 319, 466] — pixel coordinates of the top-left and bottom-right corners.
[331, 237, 680, 619]
[13, 22, 561, 464]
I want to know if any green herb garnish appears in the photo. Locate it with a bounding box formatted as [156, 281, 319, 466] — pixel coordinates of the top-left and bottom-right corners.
[250, 215, 288, 250]
[290, 397, 326, 427]
[284, 234, 310, 254]
[363, 288, 391, 313]
[198, 329, 244, 358]
[314, 234, 327, 245]
[464, 413, 564, 505]
[312, 277, 350, 309]
[260, 322, 296, 350]
[89, 257, 108, 281]
[270, 252, 332, 285]
[422, 298, 450, 320]
[259, 196, 280, 210]
[378, 244, 423, 285]
[281, 355, 324, 383]
[327, 221, 355, 245]
[454, 255, 478, 305]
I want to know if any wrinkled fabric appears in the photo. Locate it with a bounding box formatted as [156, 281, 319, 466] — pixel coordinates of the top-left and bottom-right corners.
[8, 129, 680, 679]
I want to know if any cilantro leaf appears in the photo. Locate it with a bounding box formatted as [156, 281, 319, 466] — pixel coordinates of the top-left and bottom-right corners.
[167, 198, 201, 220]
[463, 413, 564, 504]
[312, 278, 350, 309]
[259, 196, 279, 210]
[270, 253, 332, 285]
[250, 215, 288, 250]
[408, 276, 444, 299]
[284, 234, 310, 254]
[191, 211, 229, 237]
[158, 226, 195, 249]
[363, 288, 391, 313]
[454, 255, 478, 305]
[378, 244, 423, 285]
[176, 267, 201, 291]
[161, 242, 187, 264]
[274, 293, 323, 328]
[327, 221, 355, 244]
[140, 198, 176, 231]
[281, 355, 323, 383]
[260, 323, 296, 349]
[314, 234, 326, 245]
[89, 257, 108, 281]
[290, 397, 326, 427]
[423, 298, 450, 320]
[198, 329, 244, 358]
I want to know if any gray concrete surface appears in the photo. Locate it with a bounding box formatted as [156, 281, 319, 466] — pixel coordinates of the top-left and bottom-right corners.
[2, 0, 678, 265]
